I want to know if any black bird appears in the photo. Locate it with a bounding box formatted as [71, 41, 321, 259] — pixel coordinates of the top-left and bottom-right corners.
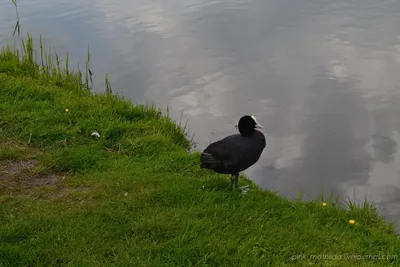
[200, 115, 266, 189]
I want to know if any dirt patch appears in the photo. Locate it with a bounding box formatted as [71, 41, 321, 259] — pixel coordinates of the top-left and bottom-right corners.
[0, 142, 92, 200]
[0, 160, 36, 175]
[0, 159, 93, 200]
[0, 159, 64, 190]
[22, 173, 61, 187]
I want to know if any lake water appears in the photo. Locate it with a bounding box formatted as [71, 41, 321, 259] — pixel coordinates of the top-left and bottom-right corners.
[2, 0, 400, 227]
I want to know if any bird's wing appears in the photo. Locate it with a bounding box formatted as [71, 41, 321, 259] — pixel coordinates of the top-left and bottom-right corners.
[204, 138, 234, 159]
[202, 135, 242, 170]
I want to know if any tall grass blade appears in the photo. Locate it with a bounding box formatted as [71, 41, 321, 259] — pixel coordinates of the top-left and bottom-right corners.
[85, 45, 92, 90]
[39, 35, 44, 69]
[65, 52, 69, 75]
[12, 0, 21, 37]
[105, 73, 112, 95]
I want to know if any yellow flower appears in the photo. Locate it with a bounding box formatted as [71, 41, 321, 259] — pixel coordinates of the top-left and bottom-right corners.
[322, 202, 327, 206]
[65, 108, 70, 112]
[349, 219, 355, 224]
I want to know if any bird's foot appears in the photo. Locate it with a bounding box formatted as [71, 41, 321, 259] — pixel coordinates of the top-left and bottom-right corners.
[240, 185, 251, 194]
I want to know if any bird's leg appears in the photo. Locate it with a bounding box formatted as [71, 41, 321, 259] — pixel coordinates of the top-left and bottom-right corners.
[234, 173, 239, 189]
[230, 175, 235, 189]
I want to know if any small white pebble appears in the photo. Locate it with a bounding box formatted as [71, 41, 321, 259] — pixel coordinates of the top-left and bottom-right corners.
[91, 131, 100, 138]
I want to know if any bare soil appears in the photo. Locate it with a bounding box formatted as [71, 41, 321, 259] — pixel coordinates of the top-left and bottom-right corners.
[0, 159, 91, 199]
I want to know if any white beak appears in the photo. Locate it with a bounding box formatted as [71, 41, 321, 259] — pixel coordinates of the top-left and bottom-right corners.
[251, 115, 263, 129]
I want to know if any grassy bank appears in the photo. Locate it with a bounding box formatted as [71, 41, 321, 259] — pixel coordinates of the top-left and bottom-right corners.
[0, 35, 399, 267]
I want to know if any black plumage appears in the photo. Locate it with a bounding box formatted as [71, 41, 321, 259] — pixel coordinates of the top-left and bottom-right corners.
[200, 115, 266, 189]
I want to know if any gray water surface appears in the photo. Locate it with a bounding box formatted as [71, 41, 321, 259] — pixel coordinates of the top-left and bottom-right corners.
[2, 0, 400, 226]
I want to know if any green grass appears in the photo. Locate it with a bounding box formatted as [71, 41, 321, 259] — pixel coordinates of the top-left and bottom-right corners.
[0, 34, 399, 267]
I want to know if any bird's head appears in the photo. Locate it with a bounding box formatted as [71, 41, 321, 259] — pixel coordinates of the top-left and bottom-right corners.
[235, 115, 263, 136]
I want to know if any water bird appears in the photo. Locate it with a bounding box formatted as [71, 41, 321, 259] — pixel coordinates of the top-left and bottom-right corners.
[200, 115, 266, 189]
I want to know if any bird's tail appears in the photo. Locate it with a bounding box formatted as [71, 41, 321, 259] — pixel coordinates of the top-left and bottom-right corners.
[200, 152, 220, 169]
